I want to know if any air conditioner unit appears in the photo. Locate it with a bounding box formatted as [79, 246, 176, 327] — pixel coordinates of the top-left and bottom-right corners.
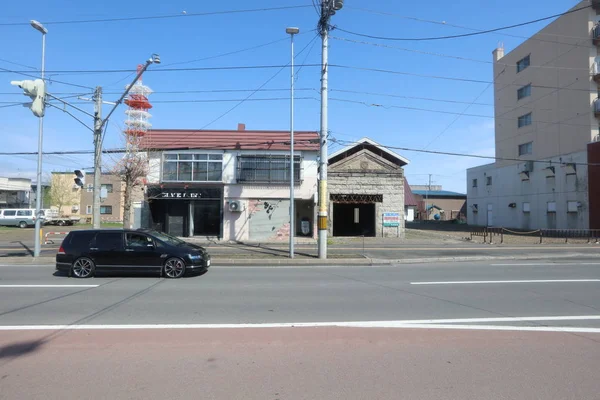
[228, 200, 243, 212]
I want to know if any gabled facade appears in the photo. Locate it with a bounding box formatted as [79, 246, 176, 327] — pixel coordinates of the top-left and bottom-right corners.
[140, 124, 319, 241]
[328, 138, 409, 237]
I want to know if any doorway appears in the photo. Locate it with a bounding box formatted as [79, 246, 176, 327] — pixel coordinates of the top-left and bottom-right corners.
[192, 200, 221, 237]
[487, 204, 493, 227]
[332, 203, 376, 236]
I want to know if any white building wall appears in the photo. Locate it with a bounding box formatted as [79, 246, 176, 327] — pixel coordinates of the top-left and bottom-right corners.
[467, 150, 589, 230]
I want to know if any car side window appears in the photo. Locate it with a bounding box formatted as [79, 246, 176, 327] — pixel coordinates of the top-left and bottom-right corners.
[17, 210, 32, 216]
[126, 233, 152, 248]
[95, 232, 124, 251]
[3, 210, 16, 216]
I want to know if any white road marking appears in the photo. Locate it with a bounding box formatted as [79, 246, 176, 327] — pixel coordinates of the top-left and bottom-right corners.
[0, 285, 98, 288]
[491, 263, 600, 266]
[410, 279, 600, 285]
[1, 315, 599, 331]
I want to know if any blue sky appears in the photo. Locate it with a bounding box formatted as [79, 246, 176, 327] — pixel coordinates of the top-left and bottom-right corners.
[0, 0, 580, 191]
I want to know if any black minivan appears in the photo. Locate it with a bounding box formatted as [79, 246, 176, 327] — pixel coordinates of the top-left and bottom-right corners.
[56, 229, 211, 279]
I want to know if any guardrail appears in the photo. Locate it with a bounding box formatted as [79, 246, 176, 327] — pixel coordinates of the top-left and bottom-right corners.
[471, 227, 600, 244]
[44, 231, 69, 245]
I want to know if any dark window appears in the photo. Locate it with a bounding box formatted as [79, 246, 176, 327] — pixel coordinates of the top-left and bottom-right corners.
[518, 142, 533, 156]
[518, 113, 532, 128]
[100, 206, 112, 215]
[3, 210, 16, 216]
[17, 210, 32, 216]
[95, 232, 123, 251]
[101, 184, 113, 193]
[517, 55, 530, 73]
[472, 179, 478, 188]
[486, 176, 492, 186]
[237, 155, 301, 183]
[517, 84, 531, 100]
[126, 233, 152, 248]
[69, 231, 97, 248]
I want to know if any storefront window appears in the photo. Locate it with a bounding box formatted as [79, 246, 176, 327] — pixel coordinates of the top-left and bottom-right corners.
[162, 153, 222, 182]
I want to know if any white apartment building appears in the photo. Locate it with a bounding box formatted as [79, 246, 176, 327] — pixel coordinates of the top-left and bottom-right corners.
[467, 0, 600, 230]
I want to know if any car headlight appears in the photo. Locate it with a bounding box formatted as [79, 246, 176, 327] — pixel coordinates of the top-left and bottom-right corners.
[188, 254, 203, 260]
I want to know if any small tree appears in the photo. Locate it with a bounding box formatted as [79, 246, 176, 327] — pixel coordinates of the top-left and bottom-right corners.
[48, 174, 79, 216]
[112, 134, 148, 229]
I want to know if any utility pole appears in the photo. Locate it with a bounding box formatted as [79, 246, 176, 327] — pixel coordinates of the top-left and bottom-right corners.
[92, 86, 103, 229]
[425, 174, 432, 221]
[317, 0, 343, 259]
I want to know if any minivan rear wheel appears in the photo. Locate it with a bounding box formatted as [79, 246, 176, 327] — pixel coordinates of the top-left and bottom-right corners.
[163, 257, 185, 279]
[18, 221, 27, 229]
[72, 257, 95, 278]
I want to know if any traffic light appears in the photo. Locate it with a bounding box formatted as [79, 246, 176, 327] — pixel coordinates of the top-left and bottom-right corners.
[10, 79, 46, 117]
[74, 170, 85, 187]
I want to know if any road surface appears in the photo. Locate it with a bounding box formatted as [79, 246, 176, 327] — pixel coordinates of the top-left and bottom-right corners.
[0, 258, 599, 399]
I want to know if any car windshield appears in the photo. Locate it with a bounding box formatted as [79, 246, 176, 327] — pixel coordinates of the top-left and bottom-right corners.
[147, 230, 187, 246]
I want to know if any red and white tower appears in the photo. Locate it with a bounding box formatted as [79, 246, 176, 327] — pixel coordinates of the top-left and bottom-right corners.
[124, 64, 153, 150]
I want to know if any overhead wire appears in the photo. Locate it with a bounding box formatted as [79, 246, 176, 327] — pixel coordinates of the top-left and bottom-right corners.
[0, 5, 313, 26]
[333, 4, 592, 41]
[0, 66, 94, 90]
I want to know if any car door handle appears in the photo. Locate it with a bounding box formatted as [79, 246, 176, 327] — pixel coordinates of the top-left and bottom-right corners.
[90, 248, 99, 251]
[125, 249, 135, 252]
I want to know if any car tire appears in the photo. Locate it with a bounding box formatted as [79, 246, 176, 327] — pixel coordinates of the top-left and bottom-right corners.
[57, 220, 65, 226]
[18, 221, 27, 229]
[163, 257, 186, 279]
[72, 257, 95, 278]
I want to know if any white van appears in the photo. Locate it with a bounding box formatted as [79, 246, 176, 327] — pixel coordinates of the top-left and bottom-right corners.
[0, 208, 37, 228]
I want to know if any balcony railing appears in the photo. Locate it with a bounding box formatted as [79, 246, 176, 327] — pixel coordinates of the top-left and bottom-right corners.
[593, 24, 600, 46]
[593, 61, 600, 83]
[594, 98, 600, 118]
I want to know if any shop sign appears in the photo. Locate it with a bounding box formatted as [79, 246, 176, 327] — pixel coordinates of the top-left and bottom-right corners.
[382, 212, 400, 227]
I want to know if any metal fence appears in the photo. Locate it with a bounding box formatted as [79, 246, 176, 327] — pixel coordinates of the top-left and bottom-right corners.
[470, 227, 600, 244]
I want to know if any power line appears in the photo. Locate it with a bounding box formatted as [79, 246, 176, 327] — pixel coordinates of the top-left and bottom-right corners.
[333, 4, 592, 41]
[329, 137, 599, 167]
[0, 57, 36, 70]
[0, 5, 313, 26]
[342, 5, 597, 47]
[0, 66, 94, 90]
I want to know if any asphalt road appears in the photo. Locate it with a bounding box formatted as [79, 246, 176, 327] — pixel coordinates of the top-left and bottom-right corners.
[1, 258, 599, 399]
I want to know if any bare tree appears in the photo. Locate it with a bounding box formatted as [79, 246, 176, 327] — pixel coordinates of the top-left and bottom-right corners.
[48, 173, 79, 216]
[111, 134, 148, 228]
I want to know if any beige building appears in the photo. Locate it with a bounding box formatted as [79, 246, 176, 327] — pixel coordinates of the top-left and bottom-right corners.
[49, 172, 125, 223]
[467, 1, 599, 230]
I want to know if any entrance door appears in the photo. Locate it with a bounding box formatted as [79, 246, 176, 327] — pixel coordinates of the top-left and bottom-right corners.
[193, 200, 221, 237]
[487, 204, 493, 227]
[333, 203, 376, 236]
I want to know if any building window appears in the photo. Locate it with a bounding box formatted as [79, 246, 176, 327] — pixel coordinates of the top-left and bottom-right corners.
[101, 184, 113, 193]
[237, 155, 301, 184]
[86, 184, 93, 193]
[523, 202, 530, 213]
[517, 84, 531, 100]
[547, 201, 556, 213]
[86, 205, 92, 215]
[516, 55, 530, 73]
[472, 204, 478, 213]
[486, 176, 492, 186]
[567, 201, 579, 213]
[518, 113, 532, 128]
[518, 142, 533, 156]
[100, 205, 112, 215]
[162, 153, 223, 182]
[472, 178, 478, 188]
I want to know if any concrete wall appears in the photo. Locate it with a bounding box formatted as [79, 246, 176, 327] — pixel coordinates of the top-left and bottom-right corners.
[79, 174, 125, 223]
[328, 149, 405, 238]
[467, 150, 589, 229]
[493, 1, 597, 168]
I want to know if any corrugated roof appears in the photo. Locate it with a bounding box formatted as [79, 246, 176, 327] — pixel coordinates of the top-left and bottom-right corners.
[404, 179, 418, 206]
[140, 129, 319, 151]
[412, 190, 466, 197]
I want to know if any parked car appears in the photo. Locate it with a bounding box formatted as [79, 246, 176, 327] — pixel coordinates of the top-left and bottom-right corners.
[56, 229, 211, 278]
[0, 208, 37, 228]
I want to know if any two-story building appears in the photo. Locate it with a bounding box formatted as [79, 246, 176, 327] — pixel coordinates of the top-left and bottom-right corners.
[139, 124, 319, 241]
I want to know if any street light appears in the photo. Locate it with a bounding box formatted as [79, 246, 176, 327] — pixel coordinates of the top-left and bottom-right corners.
[286, 27, 299, 259]
[31, 19, 47, 258]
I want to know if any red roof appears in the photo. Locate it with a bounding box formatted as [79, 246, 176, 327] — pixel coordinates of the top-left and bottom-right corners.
[140, 129, 319, 151]
[404, 179, 418, 206]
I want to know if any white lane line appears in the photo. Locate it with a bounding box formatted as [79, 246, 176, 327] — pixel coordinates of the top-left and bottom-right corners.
[491, 263, 600, 266]
[1, 315, 599, 331]
[0, 285, 98, 288]
[410, 279, 600, 285]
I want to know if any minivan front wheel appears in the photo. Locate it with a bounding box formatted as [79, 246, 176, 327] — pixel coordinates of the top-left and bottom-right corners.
[72, 257, 95, 278]
[163, 257, 186, 279]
